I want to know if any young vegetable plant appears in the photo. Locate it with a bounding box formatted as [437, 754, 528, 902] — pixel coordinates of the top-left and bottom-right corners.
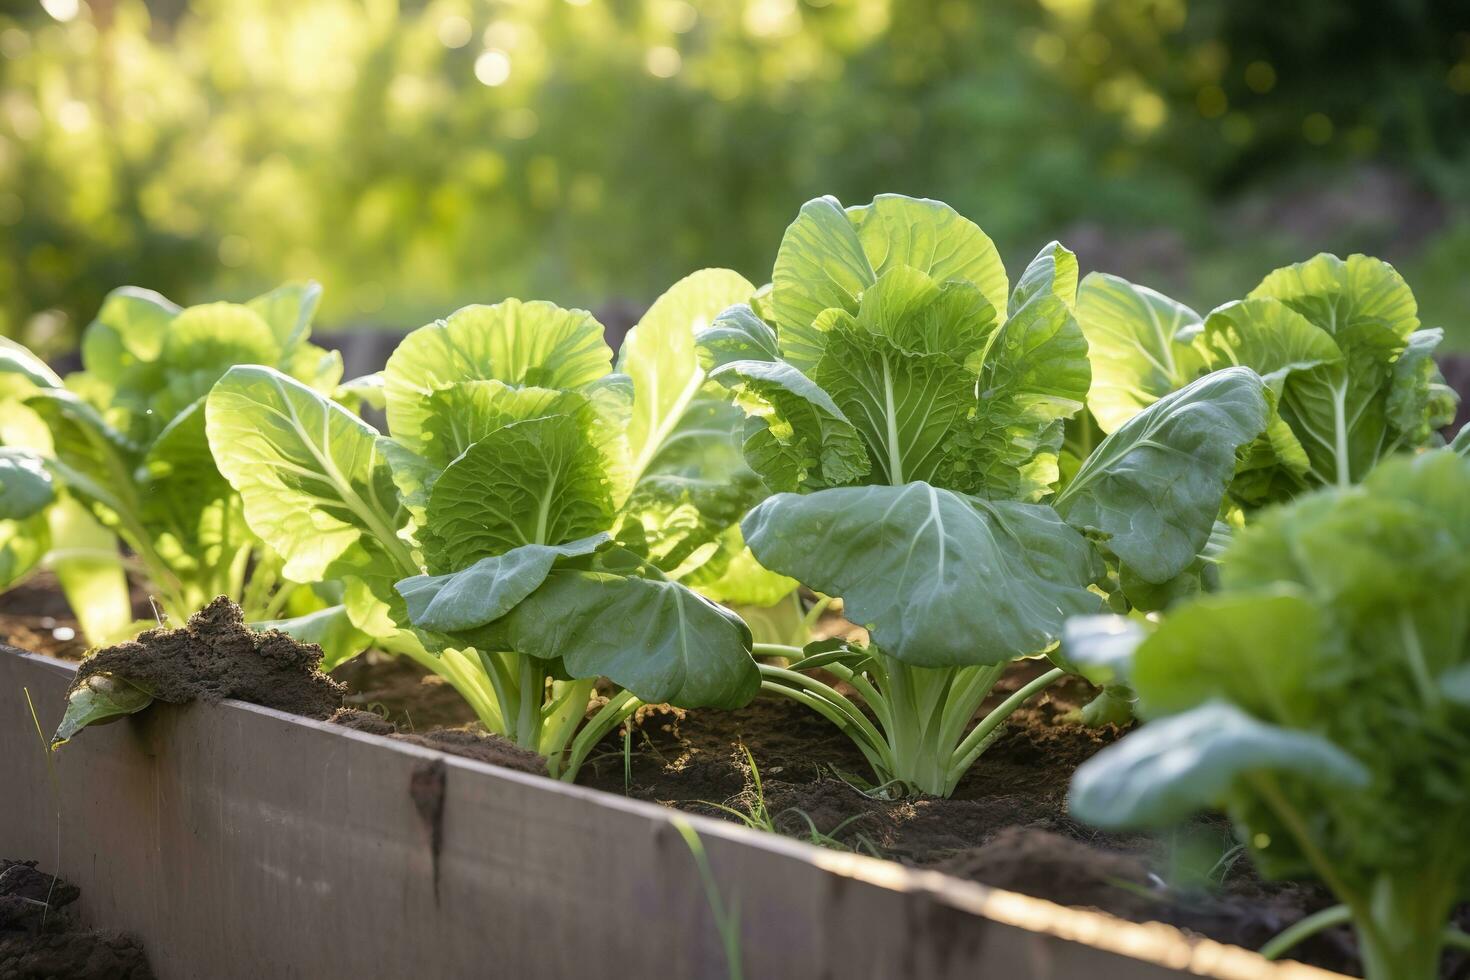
[1069, 450, 1470, 980]
[700, 194, 1269, 797]
[0, 285, 340, 640]
[206, 272, 770, 780]
[1077, 253, 1457, 506]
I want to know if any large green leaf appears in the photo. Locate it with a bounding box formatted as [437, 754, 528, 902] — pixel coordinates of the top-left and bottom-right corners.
[1196, 299, 1342, 392]
[618, 268, 754, 479]
[772, 195, 1008, 371]
[1248, 253, 1418, 344]
[1075, 272, 1206, 432]
[420, 410, 619, 573]
[206, 366, 408, 583]
[742, 482, 1101, 666]
[1053, 368, 1269, 583]
[0, 448, 55, 520]
[812, 322, 982, 487]
[695, 304, 782, 369]
[464, 569, 759, 708]
[23, 388, 142, 527]
[382, 299, 612, 453]
[1068, 701, 1369, 830]
[398, 533, 610, 632]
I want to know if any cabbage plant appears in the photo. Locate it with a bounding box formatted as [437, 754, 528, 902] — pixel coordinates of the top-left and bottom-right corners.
[206, 272, 770, 779]
[1077, 253, 1457, 505]
[1069, 450, 1470, 980]
[700, 194, 1270, 797]
[0, 285, 339, 641]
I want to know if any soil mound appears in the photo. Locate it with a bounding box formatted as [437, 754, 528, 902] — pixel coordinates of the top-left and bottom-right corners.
[0, 859, 153, 980]
[71, 596, 343, 719]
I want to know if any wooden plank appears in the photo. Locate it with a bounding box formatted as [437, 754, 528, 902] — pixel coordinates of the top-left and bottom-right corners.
[0, 648, 1341, 980]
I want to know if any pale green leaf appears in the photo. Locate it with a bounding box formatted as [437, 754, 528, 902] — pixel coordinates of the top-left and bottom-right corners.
[1075, 272, 1206, 432]
[382, 299, 612, 453]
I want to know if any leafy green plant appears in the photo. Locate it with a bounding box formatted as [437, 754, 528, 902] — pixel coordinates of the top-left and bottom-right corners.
[699, 194, 1269, 797]
[1069, 450, 1470, 980]
[0, 284, 340, 640]
[1077, 253, 1458, 506]
[206, 272, 773, 779]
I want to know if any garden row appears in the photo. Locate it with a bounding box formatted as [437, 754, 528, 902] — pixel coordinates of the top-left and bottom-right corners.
[2, 194, 1468, 979]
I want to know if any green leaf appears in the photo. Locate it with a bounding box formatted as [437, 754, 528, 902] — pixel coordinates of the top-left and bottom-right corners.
[398, 533, 610, 632]
[47, 497, 134, 645]
[1009, 240, 1079, 316]
[1128, 590, 1324, 720]
[1057, 614, 1146, 687]
[0, 336, 63, 389]
[247, 281, 323, 350]
[695, 304, 781, 370]
[1069, 702, 1369, 829]
[812, 320, 984, 487]
[52, 673, 155, 747]
[742, 482, 1101, 667]
[0, 512, 48, 590]
[705, 358, 869, 492]
[1075, 272, 1206, 432]
[84, 286, 180, 366]
[1196, 299, 1343, 392]
[680, 530, 797, 607]
[618, 474, 763, 577]
[152, 302, 284, 426]
[466, 570, 759, 708]
[1386, 328, 1457, 446]
[618, 268, 754, 481]
[255, 605, 372, 672]
[772, 195, 1008, 371]
[420, 410, 619, 573]
[23, 388, 142, 524]
[1454, 423, 1470, 457]
[206, 365, 409, 583]
[0, 448, 54, 520]
[1054, 368, 1269, 583]
[382, 299, 612, 454]
[1248, 253, 1419, 345]
[336, 373, 386, 411]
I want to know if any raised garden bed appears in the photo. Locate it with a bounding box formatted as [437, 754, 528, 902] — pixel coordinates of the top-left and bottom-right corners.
[1, 644, 1340, 980]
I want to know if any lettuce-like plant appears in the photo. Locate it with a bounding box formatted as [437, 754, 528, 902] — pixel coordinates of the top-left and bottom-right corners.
[0, 285, 339, 640]
[1069, 450, 1470, 980]
[699, 194, 1270, 797]
[1077, 253, 1458, 505]
[206, 272, 769, 779]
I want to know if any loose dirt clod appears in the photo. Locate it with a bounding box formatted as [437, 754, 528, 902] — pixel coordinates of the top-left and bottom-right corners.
[70, 596, 344, 719]
[0, 859, 153, 980]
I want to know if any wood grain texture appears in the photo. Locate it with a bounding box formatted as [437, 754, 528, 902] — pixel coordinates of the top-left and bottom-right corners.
[0, 648, 1342, 980]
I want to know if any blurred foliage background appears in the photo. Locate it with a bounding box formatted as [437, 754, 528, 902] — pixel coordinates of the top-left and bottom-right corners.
[2, 0, 1468, 356]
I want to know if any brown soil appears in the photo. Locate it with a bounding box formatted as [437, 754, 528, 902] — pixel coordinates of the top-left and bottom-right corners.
[0, 859, 154, 979]
[330, 708, 547, 776]
[71, 597, 343, 719]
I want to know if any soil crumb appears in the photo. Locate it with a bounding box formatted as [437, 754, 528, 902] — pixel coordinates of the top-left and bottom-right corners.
[0, 859, 153, 979]
[71, 596, 343, 719]
[330, 708, 548, 776]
